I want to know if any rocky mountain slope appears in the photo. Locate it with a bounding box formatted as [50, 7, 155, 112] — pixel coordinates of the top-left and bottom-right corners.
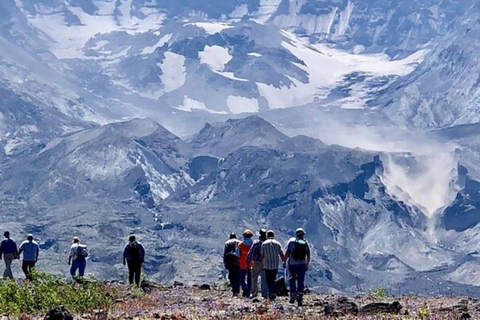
[2, 0, 480, 296]
[0, 116, 478, 295]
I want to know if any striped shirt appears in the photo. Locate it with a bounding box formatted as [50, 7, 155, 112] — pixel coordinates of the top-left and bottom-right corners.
[261, 239, 283, 270]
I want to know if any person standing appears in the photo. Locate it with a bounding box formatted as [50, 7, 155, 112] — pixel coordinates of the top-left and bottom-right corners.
[0, 231, 18, 280]
[123, 235, 145, 287]
[18, 234, 40, 280]
[68, 236, 88, 278]
[247, 228, 267, 298]
[261, 230, 285, 300]
[237, 229, 254, 298]
[284, 227, 311, 307]
[223, 233, 241, 296]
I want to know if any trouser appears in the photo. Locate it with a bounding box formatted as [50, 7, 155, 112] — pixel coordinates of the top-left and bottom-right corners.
[251, 261, 267, 298]
[289, 263, 307, 302]
[70, 258, 86, 277]
[3, 253, 15, 280]
[22, 260, 36, 280]
[264, 269, 278, 300]
[127, 260, 143, 286]
[227, 265, 240, 295]
[239, 269, 252, 297]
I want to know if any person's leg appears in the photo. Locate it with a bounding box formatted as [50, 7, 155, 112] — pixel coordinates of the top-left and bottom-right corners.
[231, 266, 240, 295]
[260, 269, 268, 298]
[246, 269, 252, 297]
[288, 264, 299, 301]
[4, 254, 14, 279]
[22, 261, 29, 279]
[26, 261, 35, 280]
[78, 259, 86, 277]
[70, 259, 78, 277]
[239, 269, 248, 296]
[127, 261, 135, 285]
[134, 262, 142, 286]
[251, 262, 261, 297]
[296, 264, 307, 306]
[265, 269, 277, 300]
[227, 267, 235, 292]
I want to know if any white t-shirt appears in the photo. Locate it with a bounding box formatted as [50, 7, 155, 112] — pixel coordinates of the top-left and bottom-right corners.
[70, 243, 80, 260]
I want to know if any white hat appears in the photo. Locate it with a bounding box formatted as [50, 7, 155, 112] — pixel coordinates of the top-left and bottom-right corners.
[295, 228, 305, 234]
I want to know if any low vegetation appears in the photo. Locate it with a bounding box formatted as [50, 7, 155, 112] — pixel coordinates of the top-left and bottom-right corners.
[0, 274, 475, 319]
[0, 271, 114, 315]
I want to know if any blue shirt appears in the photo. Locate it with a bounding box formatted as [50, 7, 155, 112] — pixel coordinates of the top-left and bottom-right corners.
[0, 238, 18, 255]
[19, 240, 40, 262]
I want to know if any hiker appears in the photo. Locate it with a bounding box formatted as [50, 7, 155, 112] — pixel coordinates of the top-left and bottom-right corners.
[237, 229, 254, 298]
[0, 231, 18, 280]
[18, 234, 40, 280]
[284, 227, 311, 307]
[223, 233, 241, 296]
[123, 235, 145, 287]
[260, 230, 285, 300]
[68, 236, 88, 277]
[247, 228, 268, 298]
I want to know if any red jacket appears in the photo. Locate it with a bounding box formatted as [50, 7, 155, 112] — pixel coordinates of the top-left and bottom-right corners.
[238, 242, 253, 270]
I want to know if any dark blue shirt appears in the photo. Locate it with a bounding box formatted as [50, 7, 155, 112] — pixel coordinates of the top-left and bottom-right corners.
[123, 241, 145, 261]
[0, 238, 18, 256]
[246, 239, 264, 265]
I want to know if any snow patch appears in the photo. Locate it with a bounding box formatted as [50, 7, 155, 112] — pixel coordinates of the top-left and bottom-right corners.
[198, 45, 232, 72]
[159, 52, 186, 93]
[258, 30, 426, 110]
[141, 34, 172, 55]
[187, 22, 233, 35]
[21, 1, 165, 59]
[176, 97, 228, 114]
[226, 96, 259, 114]
[213, 71, 249, 82]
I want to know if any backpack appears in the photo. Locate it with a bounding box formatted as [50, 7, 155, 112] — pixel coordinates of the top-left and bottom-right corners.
[76, 244, 89, 258]
[224, 251, 239, 268]
[275, 277, 288, 296]
[291, 239, 308, 261]
[129, 241, 141, 258]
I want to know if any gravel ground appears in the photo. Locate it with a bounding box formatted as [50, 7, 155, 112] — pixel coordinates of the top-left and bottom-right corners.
[108, 284, 479, 319]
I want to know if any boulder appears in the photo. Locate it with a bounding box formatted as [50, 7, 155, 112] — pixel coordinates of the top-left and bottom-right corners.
[44, 306, 73, 320]
[361, 301, 402, 314]
[334, 297, 359, 315]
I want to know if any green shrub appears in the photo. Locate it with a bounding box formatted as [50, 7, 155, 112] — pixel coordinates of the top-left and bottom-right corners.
[418, 306, 430, 320]
[369, 286, 387, 299]
[0, 270, 113, 315]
